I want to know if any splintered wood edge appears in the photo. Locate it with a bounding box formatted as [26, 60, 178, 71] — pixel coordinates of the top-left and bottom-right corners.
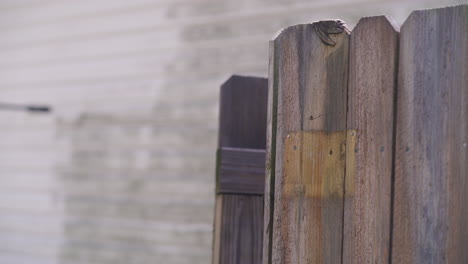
[271, 19, 350, 44]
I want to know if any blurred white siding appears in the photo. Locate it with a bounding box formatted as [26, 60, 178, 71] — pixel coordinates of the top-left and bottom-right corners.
[0, 0, 466, 263]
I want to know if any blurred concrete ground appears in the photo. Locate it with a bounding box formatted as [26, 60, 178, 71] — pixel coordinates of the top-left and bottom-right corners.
[0, 0, 466, 263]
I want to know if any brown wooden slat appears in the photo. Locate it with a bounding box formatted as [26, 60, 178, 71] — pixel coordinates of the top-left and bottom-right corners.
[217, 147, 266, 195]
[214, 195, 263, 264]
[342, 16, 399, 264]
[392, 5, 468, 264]
[264, 20, 350, 264]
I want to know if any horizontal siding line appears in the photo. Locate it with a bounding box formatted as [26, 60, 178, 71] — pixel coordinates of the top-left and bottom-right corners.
[0, 226, 211, 239]
[0, 206, 214, 223]
[0, 164, 213, 173]
[0, 228, 212, 247]
[0, 63, 265, 89]
[0, 0, 371, 33]
[0, 188, 213, 201]
[0, 249, 57, 264]
[0, 245, 210, 264]
[0, 188, 213, 199]
[0, 233, 211, 254]
[0, 152, 204, 160]
[0, 117, 217, 130]
[0, 176, 213, 186]
[0, 34, 271, 70]
[0, 172, 213, 181]
[0, 114, 218, 125]
[0, 48, 266, 81]
[0, 189, 215, 201]
[1, 175, 214, 186]
[0, 167, 53, 173]
[0, 0, 58, 12]
[0, 112, 218, 123]
[0, 167, 211, 178]
[0, 241, 210, 263]
[0, 231, 212, 248]
[0, 143, 215, 151]
[0, 87, 218, 103]
[0, 0, 201, 13]
[0, 217, 211, 232]
[0, 173, 212, 181]
[0, 26, 269, 52]
[0, 247, 206, 264]
[0, 149, 212, 157]
[0, 121, 217, 132]
[0, 228, 211, 242]
[0, 37, 266, 70]
[0, 0, 211, 31]
[0, 0, 396, 51]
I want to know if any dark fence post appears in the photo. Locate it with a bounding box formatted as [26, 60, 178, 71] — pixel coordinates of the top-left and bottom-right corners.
[212, 75, 268, 264]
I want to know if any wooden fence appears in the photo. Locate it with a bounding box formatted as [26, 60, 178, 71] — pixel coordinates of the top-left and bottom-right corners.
[263, 5, 467, 264]
[213, 4, 467, 264]
[212, 75, 268, 264]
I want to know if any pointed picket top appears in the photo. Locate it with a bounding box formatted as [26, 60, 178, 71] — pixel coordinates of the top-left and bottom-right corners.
[354, 15, 400, 32]
[401, 4, 468, 30]
[343, 14, 399, 264]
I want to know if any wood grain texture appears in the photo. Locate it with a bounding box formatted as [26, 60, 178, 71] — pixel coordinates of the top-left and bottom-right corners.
[217, 147, 266, 195]
[218, 75, 269, 149]
[264, 21, 350, 264]
[213, 75, 268, 264]
[215, 195, 264, 264]
[392, 5, 468, 264]
[262, 39, 277, 264]
[342, 16, 399, 264]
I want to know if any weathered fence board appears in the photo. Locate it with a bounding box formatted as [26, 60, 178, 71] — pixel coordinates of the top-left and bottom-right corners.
[264, 21, 350, 264]
[212, 75, 268, 264]
[392, 5, 468, 264]
[342, 16, 399, 264]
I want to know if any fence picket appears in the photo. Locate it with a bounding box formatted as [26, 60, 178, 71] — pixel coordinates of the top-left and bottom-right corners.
[264, 21, 350, 264]
[392, 5, 468, 263]
[342, 16, 399, 264]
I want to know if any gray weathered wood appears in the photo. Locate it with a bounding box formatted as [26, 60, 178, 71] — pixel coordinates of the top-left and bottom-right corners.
[212, 75, 268, 264]
[264, 21, 350, 264]
[218, 75, 269, 150]
[342, 16, 399, 264]
[392, 5, 468, 264]
[213, 195, 264, 264]
[217, 147, 266, 195]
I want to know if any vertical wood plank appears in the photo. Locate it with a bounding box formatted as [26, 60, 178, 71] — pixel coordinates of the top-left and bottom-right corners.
[217, 195, 264, 264]
[263, 33, 278, 264]
[342, 16, 399, 264]
[213, 75, 268, 264]
[392, 5, 468, 264]
[218, 75, 269, 150]
[264, 21, 350, 264]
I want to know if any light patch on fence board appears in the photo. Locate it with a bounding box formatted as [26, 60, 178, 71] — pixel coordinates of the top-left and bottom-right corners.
[283, 131, 355, 198]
